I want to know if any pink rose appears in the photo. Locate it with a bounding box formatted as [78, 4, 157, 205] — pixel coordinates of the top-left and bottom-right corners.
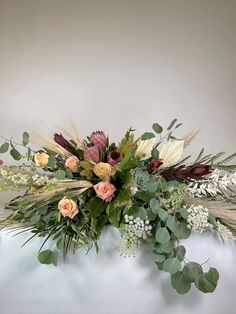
[58, 197, 79, 219]
[65, 155, 80, 172]
[94, 182, 116, 202]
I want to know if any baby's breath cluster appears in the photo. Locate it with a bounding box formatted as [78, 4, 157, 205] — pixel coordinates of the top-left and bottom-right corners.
[0, 166, 50, 190]
[119, 215, 152, 257]
[186, 205, 209, 233]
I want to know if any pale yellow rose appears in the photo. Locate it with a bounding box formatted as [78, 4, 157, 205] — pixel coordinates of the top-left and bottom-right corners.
[34, 152, 49, 168]
[58, 197, 79, 219]
[93, 162, 113, 181]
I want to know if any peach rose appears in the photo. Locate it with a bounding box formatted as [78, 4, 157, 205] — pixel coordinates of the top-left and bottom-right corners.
[58, 197, 79, 219]
[93, 162, 113, 181]
[34, 152, 49, 168]
[65, 155, 79, 172]
[94, 182, 116, 202]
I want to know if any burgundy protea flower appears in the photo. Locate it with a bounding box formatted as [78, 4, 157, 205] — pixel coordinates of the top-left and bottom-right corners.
[54, 133, 74, 154]
[148, 159, 163, 173]
[107, 150, 123, 166]
[84, 143, 100, 163]
[89, 131, 107, 149]
[162, 164, 212, 181]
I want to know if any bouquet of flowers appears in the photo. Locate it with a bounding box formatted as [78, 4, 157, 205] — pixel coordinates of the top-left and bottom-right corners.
[0, 119, 236, 295]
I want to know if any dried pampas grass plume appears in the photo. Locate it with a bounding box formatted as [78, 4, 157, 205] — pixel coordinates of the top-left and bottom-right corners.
[182, 128, 200, 148]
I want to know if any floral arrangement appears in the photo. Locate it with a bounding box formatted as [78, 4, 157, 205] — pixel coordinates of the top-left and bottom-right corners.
[0, 119, 236, 295]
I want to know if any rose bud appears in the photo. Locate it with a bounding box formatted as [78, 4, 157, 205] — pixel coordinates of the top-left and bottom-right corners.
[65, 155, 80, 172]
[89, 131, 107, 149]
[148, 159, 163, 173]
[0, 159, 3, 165]
[54, 133, 74, 154]
[84, 143, 100, 163]
[107, 150, 122, 166]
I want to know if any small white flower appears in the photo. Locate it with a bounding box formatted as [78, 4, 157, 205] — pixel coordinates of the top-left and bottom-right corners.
[187, 205, 209, 233]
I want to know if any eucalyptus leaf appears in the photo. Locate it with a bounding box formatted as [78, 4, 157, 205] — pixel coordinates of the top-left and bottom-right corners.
[55, 170, 66, 180]
[155, 227, 170, 243]
[152, 123, 163, 134]
[171, 271, 191, 294]
[22, 131, 29, 146]
[166, 215, 177, 232]
[163, 257, 181, 274]
[10, 148, 21, 160]
[167, 118, 177, 130]
[0, 142, 9, 153]
[175, 223, 191, 239]
[141, 132, 155, 140]
[183, 262, 203, 282]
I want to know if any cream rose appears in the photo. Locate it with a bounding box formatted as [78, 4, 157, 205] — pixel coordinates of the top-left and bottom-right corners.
[58, 197, 79, 219]
[93, 162, 113, 181]
[65, 155, 79, 172]
[34, 152, 49, 168]
[94, 182, 116, 202]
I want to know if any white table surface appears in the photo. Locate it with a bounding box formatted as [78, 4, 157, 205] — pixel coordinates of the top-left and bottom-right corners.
[0, 226, 236, 314]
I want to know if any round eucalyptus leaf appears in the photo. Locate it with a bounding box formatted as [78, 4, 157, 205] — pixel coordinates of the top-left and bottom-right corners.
[163, 257, 181, 274]
[155, 227, 170, 243]
[171, 271, 191, 294]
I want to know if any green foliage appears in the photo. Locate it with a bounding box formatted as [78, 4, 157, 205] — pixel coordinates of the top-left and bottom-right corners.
[38, 249, 58, 266]
[54, 170, 66, 180]
[10, 147, 21, 160]
[87, 197, 106, 219]
[48, 155, 57, 169]
[22, 132, 29, 146]
[155, 227, 170, 243]
[141, 132, 155, 140]
[171, 271, 191, 294]
[163, 257, 181, 274]
[167, 118, 177, 130]
[152, 123, 163, 134]
[0, 142, 9, 153]
[175, 222, 191, 239]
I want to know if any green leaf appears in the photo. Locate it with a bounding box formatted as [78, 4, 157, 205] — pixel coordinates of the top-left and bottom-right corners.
[107, 205, 121, 227]
[151, 252, 166, 263]
[38, 249, 58, 266]
[175, 222, 191, 239]
[152, 123, 163, 134]
[149, 198, 161, 214]
[155, 227, 170, 243]
[65, 168, 73, 179]
[141, 132, 155, 140]
[10, 148, 21, 160]
[22, 131, 29, 146]
[167, 118, 177, 130]
[183, 262, 203, 282]
[37, 205, 48, 215]
[171, 271, 191, 294]
[139, 207, 148, 220]
[0, 142, 9, 153]
[151, 148, 159, 159]
[87, 197, 106, 219]
[155, 241, 174, 253]
[166, 215, 177, 232]
[179, 208, 189, 219]
[56, 238, 64, 251]
[195, 272, 217, 293]
[207, 267, 219, 283]
[48, 155, 57, 169]
[158, 208, 169, 222]
[146, 180, 158, 193]
[163, 257, 181, 274]
[55, 170, 66, 180]
[176, 245, 186, 262]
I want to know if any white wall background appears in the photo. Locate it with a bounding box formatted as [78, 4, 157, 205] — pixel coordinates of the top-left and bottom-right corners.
[0, 1, 236, 314]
